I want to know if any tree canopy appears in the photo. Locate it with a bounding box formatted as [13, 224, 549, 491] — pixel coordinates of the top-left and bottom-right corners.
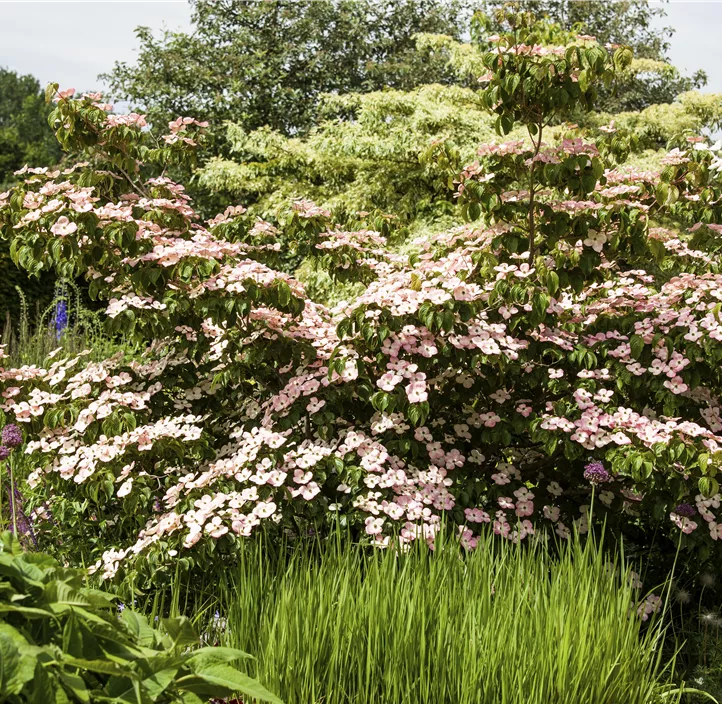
[0, 69, 62, 324]
[0, 68, 61, 187]
[476, 0, 673, 59]
[104, 0, 478, 136]
[105, 0, 704, 139]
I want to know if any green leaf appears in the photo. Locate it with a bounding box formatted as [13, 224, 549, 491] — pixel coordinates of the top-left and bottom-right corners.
[655, 183, 669, 206]
[629, 335, 644, 360]
[45, 82, 59, 104]
[161, 617, 198, 650]
[45, 580, 92, 607]
[187, 646, 253, 668]
[178, 665, 283, 704]
[699, 453, 710, 474]
[30, 660, 56, 704]
[58, 671, 90, 704]
[546, 271, 559, 296]
[63, 656, 130, 678]
[698, 477, 719, 499]
[143, 667, 180, 700]
[578, 69, 589, 92]
[122, 611, 156, 649]
[0, 630, 24, 696]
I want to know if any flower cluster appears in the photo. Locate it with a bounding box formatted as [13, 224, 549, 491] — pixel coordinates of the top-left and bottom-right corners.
[0, 423, 22, 459]
[1, 31, 722, 583]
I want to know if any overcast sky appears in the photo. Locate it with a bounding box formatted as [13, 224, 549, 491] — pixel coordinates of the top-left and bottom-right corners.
[0, 1, 720, 97]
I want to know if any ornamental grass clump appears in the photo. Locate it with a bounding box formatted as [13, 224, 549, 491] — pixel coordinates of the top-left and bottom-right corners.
[209, 530, 687, 704]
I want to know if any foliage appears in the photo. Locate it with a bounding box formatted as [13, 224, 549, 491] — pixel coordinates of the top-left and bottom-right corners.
[597, 92, 722, 153]
[1, 282, 122, 368]
[0, 241, 56, 324]
[0, 68, 65, 321]
[417, 15, 707, 113]
[474, 0, 672, 61]
[103, 0, 479, 137]
[0, 68, 61, 187]
[2, 10, 722, 591]
[0, 532, 282, 704]
[199, 84, 496, 228]
[199, 39, 721, 233]
[599, 59, 707, 115]
[210, 530, 685, 704]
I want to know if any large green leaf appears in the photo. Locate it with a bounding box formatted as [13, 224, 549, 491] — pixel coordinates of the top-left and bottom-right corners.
[62, 655, 131, 678]
[62, 612, 84, 659]
[29, 659, 56, 704]
[142, 667, 181, 701]
[0, 604, 54, 620]
[178, 664, 284, 704]
[186, 646, 253, 668]
[58, 670, 90, 704]
[121, 610, 156, 649]
[0, 624, 35, 696]
[161, 617, 198, 650]
[0, 629, 24, 696]
[45, 580, 92, 607]
[105, 674, 154, 704]
[0, 554, 46, 585]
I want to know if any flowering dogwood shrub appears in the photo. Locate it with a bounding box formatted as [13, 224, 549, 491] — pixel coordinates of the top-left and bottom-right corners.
[2, 10, 722, 581]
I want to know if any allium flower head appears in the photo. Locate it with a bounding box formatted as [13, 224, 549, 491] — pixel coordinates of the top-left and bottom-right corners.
[0, 446, 9, 461]
[1, 424, 22, 449]
[583, 461, 610, 485]
[674, 502, 696, 518]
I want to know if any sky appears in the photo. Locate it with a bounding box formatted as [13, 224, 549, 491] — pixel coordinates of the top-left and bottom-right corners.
[0, 2, 192, 93]
[653, 1, 722, 94]
[0, 1, 720, 96]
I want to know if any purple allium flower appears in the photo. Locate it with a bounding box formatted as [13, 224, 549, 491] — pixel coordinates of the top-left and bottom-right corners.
[584, 461, 610, 485]
[674, 502, 696, 518]
[0, 446, 10, 461]
[1, 424, 22, 449]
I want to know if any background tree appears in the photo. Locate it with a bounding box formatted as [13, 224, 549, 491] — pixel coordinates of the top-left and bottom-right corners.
[0, 68, 61, 187]
[475, 0, 671, 59]
[472, 1, 706, 110]
[104, 0, 479, 136]
[0, 68, 61, 325]
[199, 32, 722, 242]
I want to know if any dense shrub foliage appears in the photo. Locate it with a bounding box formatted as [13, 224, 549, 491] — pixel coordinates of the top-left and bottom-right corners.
[1, 10, 722, 588]
[0, 68, 61, 187]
